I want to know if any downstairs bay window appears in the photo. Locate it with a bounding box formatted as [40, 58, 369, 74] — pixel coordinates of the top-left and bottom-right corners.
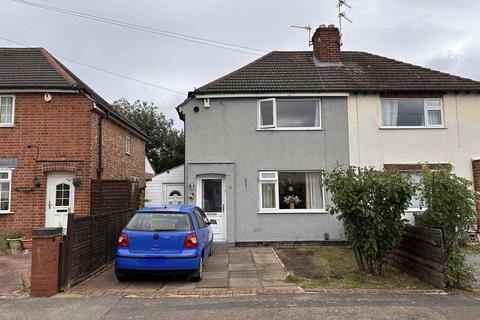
[0, 170, 12, 213]
[259, 171, 325, 212]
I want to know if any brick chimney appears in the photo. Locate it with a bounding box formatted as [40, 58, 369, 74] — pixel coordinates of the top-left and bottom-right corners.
[312, 24, 341, 63]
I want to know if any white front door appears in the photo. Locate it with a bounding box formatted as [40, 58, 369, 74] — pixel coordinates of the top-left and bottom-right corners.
[197, 175, 226, 242]
[165, 184, 184, 205]
[45, 172, 75, 233]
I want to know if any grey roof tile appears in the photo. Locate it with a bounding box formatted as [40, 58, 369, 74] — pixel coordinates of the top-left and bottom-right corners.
[195, 51, 480, 94]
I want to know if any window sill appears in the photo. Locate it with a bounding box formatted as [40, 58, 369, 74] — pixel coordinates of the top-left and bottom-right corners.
[0, 124, 14, 128]
[0, 211, 14, 215]
[256, 127, 323, 131]
[379, 126, 446, 130]
[258, 210, 328, 214]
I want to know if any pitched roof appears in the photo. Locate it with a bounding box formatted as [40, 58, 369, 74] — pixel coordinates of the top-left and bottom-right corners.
[0, 48, 148, 140]
[194, 51, 480, 94]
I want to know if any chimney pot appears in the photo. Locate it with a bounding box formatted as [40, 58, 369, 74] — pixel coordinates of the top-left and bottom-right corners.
[312, 24, 341, 63]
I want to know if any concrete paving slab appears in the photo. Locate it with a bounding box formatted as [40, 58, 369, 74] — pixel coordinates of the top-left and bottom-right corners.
[196, 278, 229, 288]
[202, 271, 229, 279]
[229, 278, 263, 288]
[229, 270, 258, 278]
[229, 263, 256, 271]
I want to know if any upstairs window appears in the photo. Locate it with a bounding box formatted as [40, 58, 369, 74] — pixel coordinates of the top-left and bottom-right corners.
[258, 98, 321, 129]
[381, 98, 443, 128]
[125, 131, 131, 154]
[0, 96, 15, 126]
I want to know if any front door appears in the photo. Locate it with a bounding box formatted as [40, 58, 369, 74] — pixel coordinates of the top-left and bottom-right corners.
[45, 172, 75, 233]
[165, 184, 184, 205]
[197, 175, 226, 242]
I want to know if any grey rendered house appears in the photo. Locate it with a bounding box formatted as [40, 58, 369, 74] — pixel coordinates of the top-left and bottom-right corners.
[177, 24, 480, 244]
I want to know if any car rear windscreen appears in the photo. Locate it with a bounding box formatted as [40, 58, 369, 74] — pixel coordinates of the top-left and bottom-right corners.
[126, 213, 193, 232]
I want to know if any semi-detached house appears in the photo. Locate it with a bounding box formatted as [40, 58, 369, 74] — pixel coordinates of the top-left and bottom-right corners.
[0, 48, 149, 235]
[177, 24, 480, 245]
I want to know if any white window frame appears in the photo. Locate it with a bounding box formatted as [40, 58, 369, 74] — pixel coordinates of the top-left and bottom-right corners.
[397, 170, 426, 213]
[0, 95, 15, 127]
[257, 98, 322, 130]
[125, 131, 131, 155]
[258, 170, 326, 213]
[0, 170, 12, 214]
[380, 98, 444, 129]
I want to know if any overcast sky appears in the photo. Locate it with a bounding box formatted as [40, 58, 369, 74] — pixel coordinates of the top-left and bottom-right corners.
[1, 0, 479, 127]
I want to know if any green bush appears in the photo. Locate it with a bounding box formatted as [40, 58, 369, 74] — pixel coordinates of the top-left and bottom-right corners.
[0, 230, 24, 254]
[325, 166, 416, 275]
[419, 165, 477, 288]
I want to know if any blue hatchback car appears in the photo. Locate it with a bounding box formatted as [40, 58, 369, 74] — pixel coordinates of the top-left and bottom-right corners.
[115, 205, 216, 282]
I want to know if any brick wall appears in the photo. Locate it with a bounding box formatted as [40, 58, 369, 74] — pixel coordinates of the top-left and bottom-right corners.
[94, 113, 146, 187]
[0, 92, 146, 235]
[312, 24, 341, 63]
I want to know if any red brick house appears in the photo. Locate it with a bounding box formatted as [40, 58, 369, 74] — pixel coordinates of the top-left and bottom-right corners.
[0, 48, 149, 235]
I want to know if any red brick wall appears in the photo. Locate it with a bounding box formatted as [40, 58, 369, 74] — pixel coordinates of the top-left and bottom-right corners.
[0, 92, 146, 235]
[94, 114, 146, 187]
[312, 24, 341, 63]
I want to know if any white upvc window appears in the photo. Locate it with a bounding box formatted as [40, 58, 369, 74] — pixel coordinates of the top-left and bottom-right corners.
[398, 170, 426, 212]
[125, 131, 131, 155]
[381, 98, 444, 128]
[0, 95, 15, 126]
[258, 98, 321, 130]
[0, 170, 12, 213]
[258, 171, 325, 213]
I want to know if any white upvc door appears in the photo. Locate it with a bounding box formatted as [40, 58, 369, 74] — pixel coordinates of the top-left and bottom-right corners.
[45, 172, 75, 234]
[197, 175, 226, 242]
[165, 184, 184, 205]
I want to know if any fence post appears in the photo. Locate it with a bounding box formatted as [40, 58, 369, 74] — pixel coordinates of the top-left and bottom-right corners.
[31, 227, 63, 297]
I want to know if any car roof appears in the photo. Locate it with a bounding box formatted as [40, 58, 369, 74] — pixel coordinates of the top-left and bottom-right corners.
[137, 205, 197, 214]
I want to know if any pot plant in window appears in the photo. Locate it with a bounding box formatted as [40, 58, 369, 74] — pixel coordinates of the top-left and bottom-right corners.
[284, 195, 301, 209]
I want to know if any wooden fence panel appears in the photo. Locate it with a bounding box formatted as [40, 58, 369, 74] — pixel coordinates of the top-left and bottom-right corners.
[390, 225, 446, 289]
[90, 180, 132, 215]
[60, 209, 134, 289]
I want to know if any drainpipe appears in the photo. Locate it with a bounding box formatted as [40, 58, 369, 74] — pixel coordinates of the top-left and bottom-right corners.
[92, 103, 106, 179]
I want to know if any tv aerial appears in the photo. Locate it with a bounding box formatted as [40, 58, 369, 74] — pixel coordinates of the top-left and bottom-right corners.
[337, 0, 352, 46]
[290, 24, 313, 47]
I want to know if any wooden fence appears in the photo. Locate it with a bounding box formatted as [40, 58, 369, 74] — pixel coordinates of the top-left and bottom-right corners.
[59, 209, 134, 290]
[90, 180, 132, 215]
[389, 225, 446, 288]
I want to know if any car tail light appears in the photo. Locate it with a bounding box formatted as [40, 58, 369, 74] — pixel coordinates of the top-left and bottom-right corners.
[184, 232, 198, 248]
[117, 232, 129, 247]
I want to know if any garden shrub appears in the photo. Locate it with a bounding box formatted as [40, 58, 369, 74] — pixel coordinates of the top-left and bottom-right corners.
[419, 165, 477, 288]
[325, 166, 416, 275]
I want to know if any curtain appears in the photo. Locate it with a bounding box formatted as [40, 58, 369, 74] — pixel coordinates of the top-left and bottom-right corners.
[262, 183, 275, 208]
[382, 99, 398, 126]
[305, 172, 323, 209]
[427, 110, 442, 125]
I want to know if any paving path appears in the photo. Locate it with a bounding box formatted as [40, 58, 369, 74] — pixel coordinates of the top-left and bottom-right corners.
[0, 252, 30, 297]
[67, 247, 300, 297]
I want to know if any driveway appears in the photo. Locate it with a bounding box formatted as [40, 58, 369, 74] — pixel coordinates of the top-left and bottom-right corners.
[67, 247, 301, 297]
[0, 252, 31, 297]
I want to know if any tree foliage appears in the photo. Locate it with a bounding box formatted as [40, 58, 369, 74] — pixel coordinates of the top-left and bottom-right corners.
[419, 165, 477, 287]
[325, 166, 416, 275]
[112, 98, 184, 173]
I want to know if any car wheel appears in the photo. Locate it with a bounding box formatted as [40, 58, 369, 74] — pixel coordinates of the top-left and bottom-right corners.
[115, 269, 131, 282]
[189, 256, 203, 282]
